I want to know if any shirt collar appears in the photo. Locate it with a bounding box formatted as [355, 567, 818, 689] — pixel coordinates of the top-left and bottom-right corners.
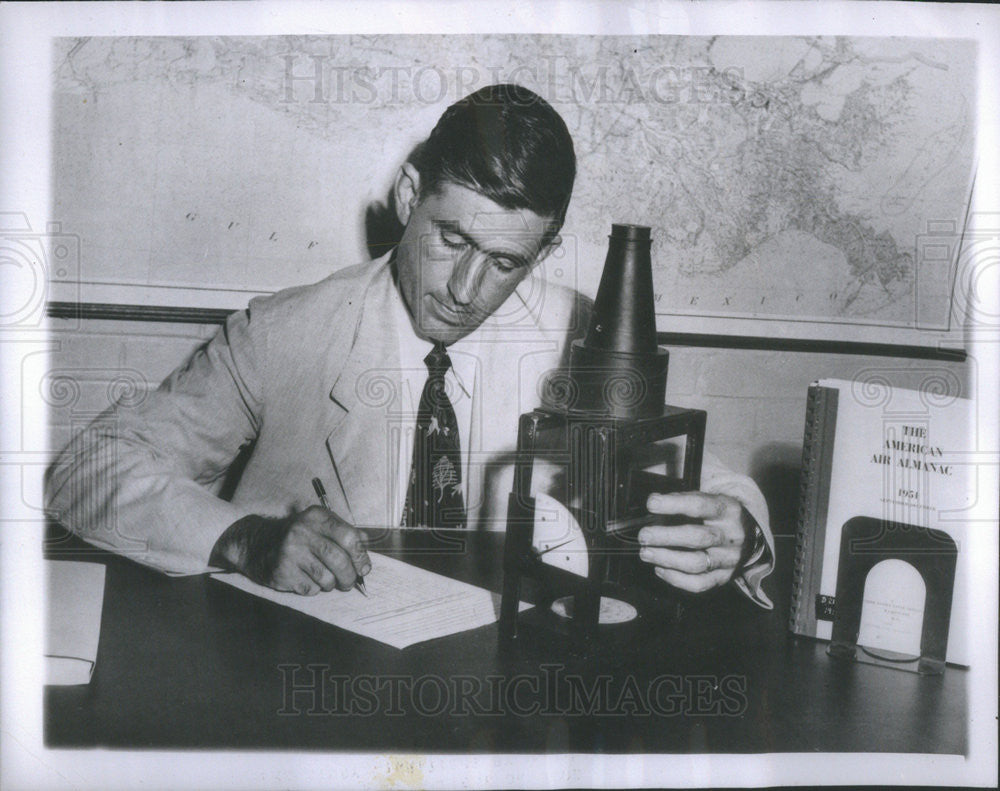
[389, 273, 476, 399]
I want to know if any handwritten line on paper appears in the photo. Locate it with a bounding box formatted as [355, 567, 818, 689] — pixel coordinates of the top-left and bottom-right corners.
[211, 552, 529, 650]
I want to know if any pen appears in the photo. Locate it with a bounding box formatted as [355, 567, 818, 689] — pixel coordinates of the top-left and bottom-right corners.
[311, 477, 368, 597]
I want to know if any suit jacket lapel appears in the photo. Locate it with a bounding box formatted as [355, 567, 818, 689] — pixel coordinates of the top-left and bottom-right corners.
[325, 263, 401, 528]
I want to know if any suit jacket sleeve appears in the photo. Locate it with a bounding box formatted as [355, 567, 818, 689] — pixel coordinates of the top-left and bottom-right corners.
[700, 451, 775, 609]
[45, 303, 269, 575]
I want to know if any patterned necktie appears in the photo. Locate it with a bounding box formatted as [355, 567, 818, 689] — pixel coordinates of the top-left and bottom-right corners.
[402, 342, 466, 528]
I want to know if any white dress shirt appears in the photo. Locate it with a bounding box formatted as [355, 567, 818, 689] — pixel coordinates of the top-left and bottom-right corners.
[389, 284, 481, 526]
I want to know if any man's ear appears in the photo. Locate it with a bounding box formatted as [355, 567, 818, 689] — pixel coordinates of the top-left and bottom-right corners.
[394, 163, 421, 226]
[533, 234, 563, 268]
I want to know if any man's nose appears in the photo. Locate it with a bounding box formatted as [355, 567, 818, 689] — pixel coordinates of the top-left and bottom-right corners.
[447, 248, 488, 305]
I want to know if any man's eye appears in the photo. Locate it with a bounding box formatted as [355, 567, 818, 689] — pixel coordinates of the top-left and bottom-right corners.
[492, 258, 519, 274]
[440, 232, 467, 250]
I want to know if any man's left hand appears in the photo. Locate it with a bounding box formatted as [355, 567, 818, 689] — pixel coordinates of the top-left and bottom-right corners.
[638, 491, 750, 593]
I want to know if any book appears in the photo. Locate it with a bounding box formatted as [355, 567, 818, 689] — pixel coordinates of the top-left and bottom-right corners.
[789, 378, 974, 667]
[46, 561, 106, 685]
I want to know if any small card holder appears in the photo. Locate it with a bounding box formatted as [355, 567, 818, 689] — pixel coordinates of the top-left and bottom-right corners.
[828, 516, 957, 675]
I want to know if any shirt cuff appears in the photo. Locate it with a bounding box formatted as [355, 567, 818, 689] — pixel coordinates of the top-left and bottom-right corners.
[734, 517, 774, 610]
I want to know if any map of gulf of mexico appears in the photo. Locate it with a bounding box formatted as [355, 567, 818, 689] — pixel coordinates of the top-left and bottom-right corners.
[53, 35, 976, 337]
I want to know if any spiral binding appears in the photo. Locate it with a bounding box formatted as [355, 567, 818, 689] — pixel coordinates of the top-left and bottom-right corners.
[788, 383, 826, 635]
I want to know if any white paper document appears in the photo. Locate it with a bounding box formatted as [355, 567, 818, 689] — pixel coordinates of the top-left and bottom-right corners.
[46, 561, 106, 685]
[212, 552, 525, 649]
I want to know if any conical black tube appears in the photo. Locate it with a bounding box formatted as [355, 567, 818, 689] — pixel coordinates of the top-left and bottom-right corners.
[584, 224, 658, 354]
[563, 223, 669, 419]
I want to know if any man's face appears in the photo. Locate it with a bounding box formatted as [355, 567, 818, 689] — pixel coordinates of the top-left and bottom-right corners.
[394, 177, 559, 344]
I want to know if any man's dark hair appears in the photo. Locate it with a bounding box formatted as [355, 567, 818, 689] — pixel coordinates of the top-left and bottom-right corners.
[409, 83, 576, 233]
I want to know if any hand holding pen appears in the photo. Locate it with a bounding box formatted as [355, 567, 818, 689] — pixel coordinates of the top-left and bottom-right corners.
[209, 494, 371, 597]
[312, 478, 368, 596]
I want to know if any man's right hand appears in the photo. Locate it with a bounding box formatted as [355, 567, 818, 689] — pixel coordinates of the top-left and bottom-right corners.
[209, 507, 372, 596]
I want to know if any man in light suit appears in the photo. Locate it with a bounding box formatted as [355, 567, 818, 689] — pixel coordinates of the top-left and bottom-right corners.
[46, 84, 773, 606]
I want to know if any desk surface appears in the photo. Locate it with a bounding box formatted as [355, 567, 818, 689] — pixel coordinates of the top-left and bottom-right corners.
[44, 527, 966, 754]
